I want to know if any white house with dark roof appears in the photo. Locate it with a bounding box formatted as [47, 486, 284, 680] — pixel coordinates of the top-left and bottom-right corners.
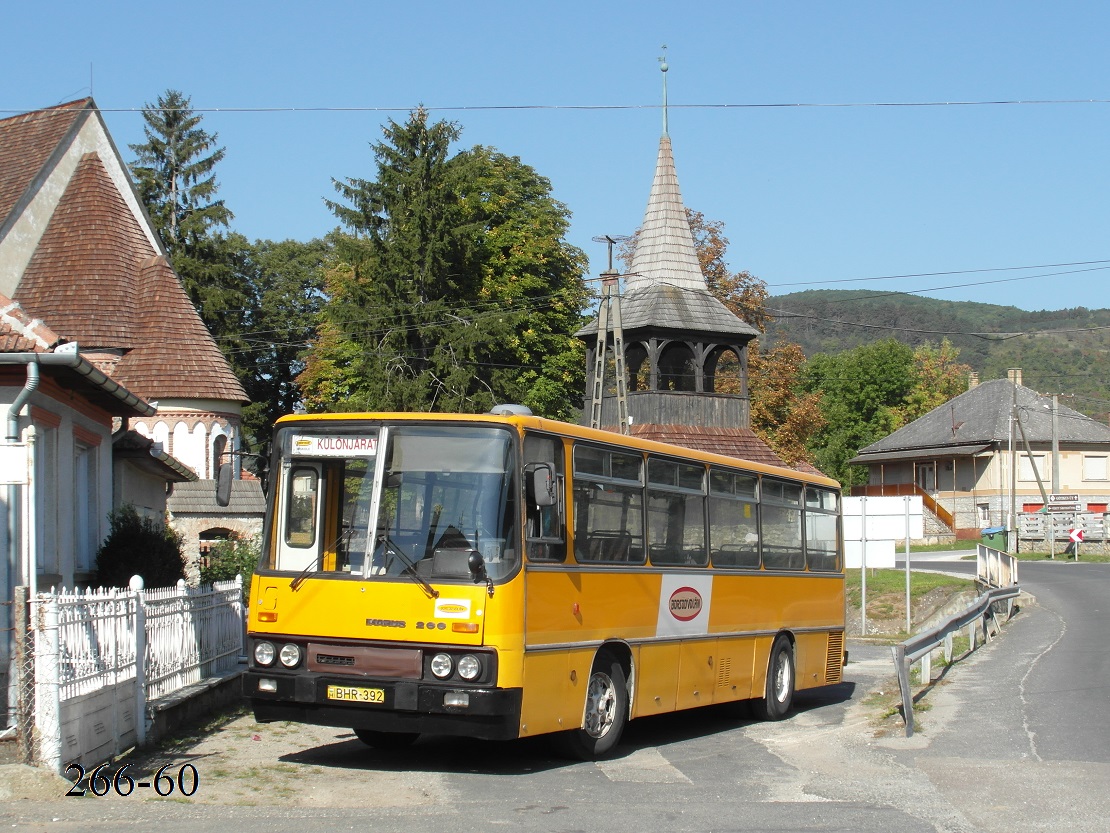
[851, 369, 1110, 542]
[0, 99, 264, 722]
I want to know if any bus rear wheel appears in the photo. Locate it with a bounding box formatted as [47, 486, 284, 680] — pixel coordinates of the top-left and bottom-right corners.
[553, 654, 628, 760]
[752, 634, 794, 721]
[353, 729, 420, 749]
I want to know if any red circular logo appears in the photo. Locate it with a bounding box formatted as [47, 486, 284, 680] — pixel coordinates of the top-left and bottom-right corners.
[668, 586, 703, 621]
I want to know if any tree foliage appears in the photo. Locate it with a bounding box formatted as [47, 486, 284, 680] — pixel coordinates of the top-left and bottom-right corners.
[299, 110, 588, 419]
[748, 341, 825, 467]
[230, 236, 330, 444]
[799, 339, 973, 486]
[897, 338, 974, 425]
[686, 210, 771, 332]
[198, 533, 260, 601]
[94, 505, 185, 589]
[128, 90, 247, 348]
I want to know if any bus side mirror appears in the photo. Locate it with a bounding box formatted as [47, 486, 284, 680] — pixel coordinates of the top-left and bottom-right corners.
[216, 463, 233, 507]
[529, 464, 557, 507]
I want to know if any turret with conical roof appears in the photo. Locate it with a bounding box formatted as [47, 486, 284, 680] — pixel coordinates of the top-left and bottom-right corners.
[577, 59, 787, 467]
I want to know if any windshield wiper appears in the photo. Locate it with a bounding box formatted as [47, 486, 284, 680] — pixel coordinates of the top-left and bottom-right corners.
[378, 532, 439, 599]
[290, 526, 353, 592]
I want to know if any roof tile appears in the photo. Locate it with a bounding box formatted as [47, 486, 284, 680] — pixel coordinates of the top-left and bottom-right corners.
[0, 99, 89, 225]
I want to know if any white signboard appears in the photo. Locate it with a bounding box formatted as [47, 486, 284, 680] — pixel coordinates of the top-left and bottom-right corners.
[0, 443, 28, 485]
[290, 434, 378, 457]
[842, 496, 924, 540]
[844, 539, 896, 569]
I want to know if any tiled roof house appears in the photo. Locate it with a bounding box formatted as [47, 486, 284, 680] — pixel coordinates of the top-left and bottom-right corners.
[0, 98, 258, 595]
[851, 369, 1110, 539]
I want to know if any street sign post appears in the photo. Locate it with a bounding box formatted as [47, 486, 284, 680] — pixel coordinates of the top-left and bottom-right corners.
[1068, 527, 1084, 560]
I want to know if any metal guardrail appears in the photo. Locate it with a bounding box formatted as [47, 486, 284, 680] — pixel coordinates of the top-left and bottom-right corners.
[891, 584, 1020, 737]
[977, 544, 1018, 588]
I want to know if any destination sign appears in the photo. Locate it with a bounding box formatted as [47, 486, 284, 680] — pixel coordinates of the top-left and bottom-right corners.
[291, 434, 378, 457]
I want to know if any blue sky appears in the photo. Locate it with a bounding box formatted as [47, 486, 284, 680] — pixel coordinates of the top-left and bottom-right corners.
[6, 1, 1110, 313]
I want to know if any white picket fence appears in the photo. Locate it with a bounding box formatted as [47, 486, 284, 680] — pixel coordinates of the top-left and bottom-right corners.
[32, 575, 243, 773]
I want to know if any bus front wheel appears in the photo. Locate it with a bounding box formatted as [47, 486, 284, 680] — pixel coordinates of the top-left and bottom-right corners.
[753, 634, 794, 721]
[554, 654, 628, 760]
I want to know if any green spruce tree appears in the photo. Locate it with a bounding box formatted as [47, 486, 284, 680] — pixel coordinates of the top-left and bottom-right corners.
[128, 89, 247, 352]
[300, 110, 587, 418]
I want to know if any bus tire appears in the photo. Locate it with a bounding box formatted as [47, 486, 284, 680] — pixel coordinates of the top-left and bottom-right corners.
[553, 654, 629, 760]
[752, 634, 794, 721]
[353, 729, 420, 749]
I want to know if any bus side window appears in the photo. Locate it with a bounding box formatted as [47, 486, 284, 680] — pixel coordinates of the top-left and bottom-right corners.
[524, 433, 566, 562]
[572, 444, 645, 565]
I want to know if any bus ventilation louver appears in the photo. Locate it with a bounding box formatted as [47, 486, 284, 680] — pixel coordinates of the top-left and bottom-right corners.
[825, 632, 845, 684]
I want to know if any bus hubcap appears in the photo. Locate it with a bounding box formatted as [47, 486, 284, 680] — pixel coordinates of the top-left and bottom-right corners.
[584, 671, 616, 738]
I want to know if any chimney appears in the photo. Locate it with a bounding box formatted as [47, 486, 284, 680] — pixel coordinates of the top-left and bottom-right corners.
[968, 371, 979, 389]
[1007, 368, 1022, 387]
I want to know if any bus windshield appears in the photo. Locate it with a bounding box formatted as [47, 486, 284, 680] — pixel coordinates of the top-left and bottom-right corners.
[271, 424, 519, 583]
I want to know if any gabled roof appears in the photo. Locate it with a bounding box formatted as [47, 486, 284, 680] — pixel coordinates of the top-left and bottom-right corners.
[0, 99, 89, 228]
[1, 99, 248, 405]
[113, 429, 196, 482]
[168, 479, 266, 515]
[0, 294, 59, 352]
[113, 256, 247, 402]
[17, 153, 144, 346]
[1, 293, 155, 418]
[852, 378, 1110, 464]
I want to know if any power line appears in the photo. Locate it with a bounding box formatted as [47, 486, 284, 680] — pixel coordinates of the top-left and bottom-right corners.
[9, 98, 1110, 116]
[766, 259, 1110, 289]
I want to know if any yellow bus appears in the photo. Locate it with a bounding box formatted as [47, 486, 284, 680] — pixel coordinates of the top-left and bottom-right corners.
[240, 408, 845, 759]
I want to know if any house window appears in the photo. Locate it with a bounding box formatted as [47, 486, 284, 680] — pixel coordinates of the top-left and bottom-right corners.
[977, 503, 990, 525]
[1019, 454, 1046, 482]
[1083, 455, 1108, 481]
[74, 442, 100, 572]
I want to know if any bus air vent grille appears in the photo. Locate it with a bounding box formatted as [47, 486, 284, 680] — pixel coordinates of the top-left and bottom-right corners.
[825, 631, 844, 684]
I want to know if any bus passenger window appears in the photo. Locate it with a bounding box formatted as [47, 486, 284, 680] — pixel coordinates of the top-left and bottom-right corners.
[647, 457, 706, 566]
[572, 444, 645, 564]
[805, 487, 840, 571]
[709, 469, 759, 568]
[761, 479, 804, 570]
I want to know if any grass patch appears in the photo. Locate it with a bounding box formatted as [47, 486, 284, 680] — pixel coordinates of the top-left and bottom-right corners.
[845, 569, 974, 610]
[1011, 549, 1110, 563]
[910, 540, 978, 553]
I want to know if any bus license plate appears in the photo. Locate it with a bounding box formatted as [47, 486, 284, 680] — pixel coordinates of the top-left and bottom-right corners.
[326, 685, 385, 704]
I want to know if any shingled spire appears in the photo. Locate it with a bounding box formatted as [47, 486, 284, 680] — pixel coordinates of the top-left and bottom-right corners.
[577, 57, 792, 469]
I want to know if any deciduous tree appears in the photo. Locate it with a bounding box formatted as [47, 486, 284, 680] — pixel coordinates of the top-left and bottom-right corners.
[299, 110, 588, 419]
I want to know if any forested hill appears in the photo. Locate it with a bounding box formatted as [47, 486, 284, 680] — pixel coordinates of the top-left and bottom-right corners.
[763, 290, 1110, 421]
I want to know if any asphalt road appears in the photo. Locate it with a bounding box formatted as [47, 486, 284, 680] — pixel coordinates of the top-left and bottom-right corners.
[2, 559, 1107, 832]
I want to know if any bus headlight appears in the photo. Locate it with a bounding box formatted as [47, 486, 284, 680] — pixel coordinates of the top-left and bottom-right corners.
[254, 641, 276, 667]
[279, 643, 302, 668]
[457, 655, 482, 681]
[430, 653, 453, 679]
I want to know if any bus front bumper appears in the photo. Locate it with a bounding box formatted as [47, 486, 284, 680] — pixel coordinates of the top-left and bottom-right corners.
[243, 670, 523, 740]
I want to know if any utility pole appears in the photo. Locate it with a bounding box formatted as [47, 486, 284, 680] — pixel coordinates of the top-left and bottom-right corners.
[1051, 394, 1060, 494]
[588, 237, 630, 435]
